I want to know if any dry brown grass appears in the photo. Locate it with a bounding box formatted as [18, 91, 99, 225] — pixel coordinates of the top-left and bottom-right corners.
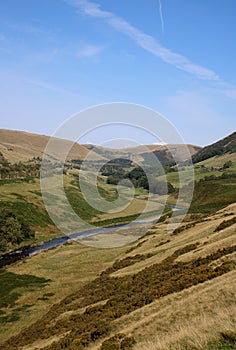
[111, 204, 236, 277]
[0, 129, 103, 162]
[113, 271, 236, 350]
[133, 309, 235, 350]
[79, 223, 155, 248]
[20, 332, 70, 350]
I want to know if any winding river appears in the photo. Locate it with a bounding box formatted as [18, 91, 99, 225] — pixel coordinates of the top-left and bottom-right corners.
[0, 206, 184, 268]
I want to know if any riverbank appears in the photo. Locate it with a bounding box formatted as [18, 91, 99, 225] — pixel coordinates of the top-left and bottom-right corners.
[0, 218, 158, 268]
[0, 205, 178, 267]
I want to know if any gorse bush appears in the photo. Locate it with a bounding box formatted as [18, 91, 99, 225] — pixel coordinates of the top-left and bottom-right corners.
[214, 217, 236, 232]
[100, 333, 136, 350]
[100, 252, 156, 275]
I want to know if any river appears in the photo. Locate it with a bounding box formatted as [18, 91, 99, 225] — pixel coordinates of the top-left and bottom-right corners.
[0, 206, 184, 268]
[0, 219, 159, 268]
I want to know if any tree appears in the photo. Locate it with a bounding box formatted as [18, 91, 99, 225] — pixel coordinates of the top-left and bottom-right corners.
[5, 216, 22, 244]
[0, 210, 34, 249]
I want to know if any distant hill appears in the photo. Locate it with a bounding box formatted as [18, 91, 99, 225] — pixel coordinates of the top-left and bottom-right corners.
[0, 129, 201, 165]
[84, 143, 201, 165]
[192, 131, 236, 164]
[2, 129, 235, 167]
[139, 144, 200, 166]
[0, 129, 105, 163]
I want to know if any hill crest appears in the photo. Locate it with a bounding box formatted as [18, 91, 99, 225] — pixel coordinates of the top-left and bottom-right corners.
[0, 129, 105, 163]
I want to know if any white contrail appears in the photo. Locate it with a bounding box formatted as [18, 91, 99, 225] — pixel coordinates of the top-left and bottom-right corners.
[158, 0, 164, 33]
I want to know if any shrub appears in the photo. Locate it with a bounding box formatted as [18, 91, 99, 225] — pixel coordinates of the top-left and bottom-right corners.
[100, 333, 136, 350]
[214, 217, 236, 232]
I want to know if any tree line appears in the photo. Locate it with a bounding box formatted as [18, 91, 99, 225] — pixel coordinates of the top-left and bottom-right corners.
[103, 164, 175, 195]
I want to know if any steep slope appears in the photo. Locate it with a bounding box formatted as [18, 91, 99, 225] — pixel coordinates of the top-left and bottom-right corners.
[1, 204, 235, 350]
[192, 131, 236, 164]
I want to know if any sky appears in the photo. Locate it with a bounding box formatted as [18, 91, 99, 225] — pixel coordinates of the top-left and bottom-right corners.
[0, 0, 235, 146]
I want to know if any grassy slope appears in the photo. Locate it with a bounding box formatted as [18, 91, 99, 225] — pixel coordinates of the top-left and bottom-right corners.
[191, 131, 236, 164]
[0, 243, 126, 343]
[163, 154, 236, 186]
[0, 129, 104, 162]
[0, 203, 235, 350]
[165, 153, 236, 213]
[0, 177, 60, 243]
[189, 178, 236, 213]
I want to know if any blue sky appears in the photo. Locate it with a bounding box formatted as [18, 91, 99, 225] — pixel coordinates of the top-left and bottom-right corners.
[0, 0, 235, 146]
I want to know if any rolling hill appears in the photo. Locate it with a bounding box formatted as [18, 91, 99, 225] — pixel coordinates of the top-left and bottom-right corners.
[0, 129, 105, 163]
[83, 143, 201, 165]
[0, 128, 201, 166]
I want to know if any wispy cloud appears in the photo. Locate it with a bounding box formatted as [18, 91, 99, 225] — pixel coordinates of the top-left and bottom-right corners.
[24, 78, 75, 95]
[220, 88, 236, 100]
[158, 0, 165, 33]
[77, 44, 104, 58]
[67, 0, 236, 99]
[109, 16, 220, 81]
[73, 0, 110, 18]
